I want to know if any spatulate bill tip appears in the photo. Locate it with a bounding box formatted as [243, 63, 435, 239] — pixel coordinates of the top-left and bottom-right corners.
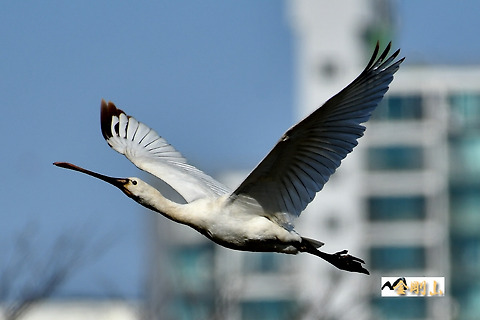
[53, 162, 77, 170]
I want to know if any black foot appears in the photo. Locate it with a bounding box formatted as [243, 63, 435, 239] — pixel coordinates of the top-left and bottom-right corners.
[329, 250, 369, 275]
[296, 240, 369, 275]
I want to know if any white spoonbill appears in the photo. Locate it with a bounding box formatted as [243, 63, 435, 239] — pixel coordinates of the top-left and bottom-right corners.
[55, 42, 403, 275]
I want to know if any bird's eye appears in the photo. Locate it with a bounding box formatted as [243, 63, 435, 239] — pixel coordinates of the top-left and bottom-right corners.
[131, 179, 137, 185]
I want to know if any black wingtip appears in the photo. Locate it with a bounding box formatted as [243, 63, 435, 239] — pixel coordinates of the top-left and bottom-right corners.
[364, 41, 404, 72]
[100, 99, 126, 141]
[378, 41, 392, 62]
[365, 41, 381, 70]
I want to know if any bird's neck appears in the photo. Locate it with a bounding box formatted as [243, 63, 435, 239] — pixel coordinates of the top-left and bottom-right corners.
[132, 184, 217, 236]
[136, 188, 188, 224]
[137, 187, 210, 232]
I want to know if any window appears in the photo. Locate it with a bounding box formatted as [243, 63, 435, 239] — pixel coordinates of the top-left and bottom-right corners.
[367, 146, 424, 171]
[368, 196, 425, 221]
[451, 235, 480, 274]
[449, 92, 480, 131]
[450, 184, 480, 233]
[170, 298, 213, 320]
[243, 252, 287, 273]
[371, 297, 426, 319]
[372, 95, 423, 121]
[242, 300, 297, 320]
[171, 244, 214, 293]
[450, 283, 480, 319]
[370, 246, 425, 270]
[449, 136, 480, 176]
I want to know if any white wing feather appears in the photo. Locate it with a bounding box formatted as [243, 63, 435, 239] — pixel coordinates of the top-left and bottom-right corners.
[101, 101, 230, 203]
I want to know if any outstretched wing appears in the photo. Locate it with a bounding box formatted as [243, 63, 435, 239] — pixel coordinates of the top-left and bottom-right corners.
[231, 42, 404, 227]
[101, 100, 230, 203]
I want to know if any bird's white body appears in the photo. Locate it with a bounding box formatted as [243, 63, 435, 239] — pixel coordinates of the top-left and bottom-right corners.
[130, 178, 301, 253]
[55, 43, 404, 274]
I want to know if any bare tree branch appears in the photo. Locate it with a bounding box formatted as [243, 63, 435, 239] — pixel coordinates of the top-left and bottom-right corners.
[0, 223, 115, 320]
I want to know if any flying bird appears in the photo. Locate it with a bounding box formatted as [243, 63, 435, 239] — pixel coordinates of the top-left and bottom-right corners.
[55, 42, 403, 275]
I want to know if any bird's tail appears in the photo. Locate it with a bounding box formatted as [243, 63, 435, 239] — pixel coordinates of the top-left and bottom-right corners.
[301, 237, 324, 248]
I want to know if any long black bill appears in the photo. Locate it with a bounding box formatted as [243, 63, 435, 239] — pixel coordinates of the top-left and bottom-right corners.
[53, 162, 129, 189]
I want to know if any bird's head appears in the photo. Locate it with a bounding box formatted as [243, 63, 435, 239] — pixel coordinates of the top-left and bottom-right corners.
[53, 162, 146, 200]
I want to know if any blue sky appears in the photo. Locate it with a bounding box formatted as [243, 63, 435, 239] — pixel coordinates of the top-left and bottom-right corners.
[1, 1, 480, 299]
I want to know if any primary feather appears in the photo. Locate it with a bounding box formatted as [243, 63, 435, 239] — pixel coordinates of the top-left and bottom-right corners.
[230, 42, 404, 228]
